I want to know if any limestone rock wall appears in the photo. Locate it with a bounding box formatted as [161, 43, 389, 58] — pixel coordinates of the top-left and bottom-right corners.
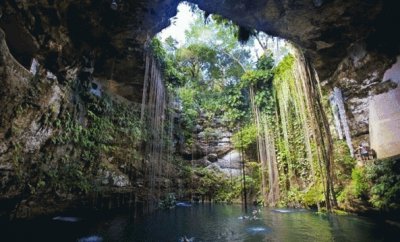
[0, 0, 180, 101]
[0, 29, 179, 219]
[369, 57, 400, 158]
[325, 43, 398, 152]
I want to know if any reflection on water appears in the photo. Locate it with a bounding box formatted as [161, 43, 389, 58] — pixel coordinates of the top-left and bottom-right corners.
[2, 204, 400, 242]
[77, 235, 103, 242]
[52, 216, 81, 222]
[246, 226, 270, 234]
[272, 208, 307, 213]
[272, 209, 292, 213]
[176, 202, 192, 207]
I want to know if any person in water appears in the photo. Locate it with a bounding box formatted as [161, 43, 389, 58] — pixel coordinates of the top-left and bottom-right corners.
[251, 209, 261, 220]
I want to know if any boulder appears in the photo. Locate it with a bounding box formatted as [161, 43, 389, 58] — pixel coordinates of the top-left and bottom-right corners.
[97, 164, 131, 188]
[207, 153, 218, 162]
[206, 163, 222, 173]
[195, 124, 203, 133]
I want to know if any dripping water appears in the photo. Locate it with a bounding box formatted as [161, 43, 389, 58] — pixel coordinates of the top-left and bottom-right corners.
[141, 51, 168, 211]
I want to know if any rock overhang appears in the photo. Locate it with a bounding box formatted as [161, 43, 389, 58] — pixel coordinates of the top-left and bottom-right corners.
[0, 0, 398, 100]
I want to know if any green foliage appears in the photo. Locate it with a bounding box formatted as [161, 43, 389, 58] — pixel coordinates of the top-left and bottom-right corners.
[223, 83, 250, 127]
[302, 184, 325, 208]
[150, 38, 167, 63]
[47, 93, 144, 194]
[333, 140, 356, 192]
[270, 53, 322, 208]
[232, 124, 257, 150]
[11, 142, 24, 182]
[245, 161, 262, 197]
[185, 162, 261, 204]
[53, 95, 143, 153]
[151, 37, 186, 87]
[154, 8, 256, 136]
[47, 158, 92, 194]
[338, 157, 400, 211]
[337, 166, 368, 210]
[366, 158, 400, 209]
[193, 168, 226, 199]
[240, 55, 275, 110]
[278, 188, 300, 207]
[213, 179, 241, 203]
[256, 54, 275, 71]
[273, 54, 295, 80]
[351, 167, 369, 198]
[212, 174, 259, 204]
[159, 193, 177, 209]
[177, 86, 198, 130]
[241, 70, 273, 88]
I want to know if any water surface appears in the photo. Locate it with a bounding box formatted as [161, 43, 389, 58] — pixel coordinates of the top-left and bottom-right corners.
[2, 204, 399, 241]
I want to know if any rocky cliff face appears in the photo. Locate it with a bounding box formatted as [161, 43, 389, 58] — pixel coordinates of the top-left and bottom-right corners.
[1, 0, 399, 217]
[326, 43, 398, 147]
[0, 28, 180, 219]
[179, 111, 242, 176]
[369, 57, 400, 158]
[0, 0, 179, 101]
[180, 113, 232, 160]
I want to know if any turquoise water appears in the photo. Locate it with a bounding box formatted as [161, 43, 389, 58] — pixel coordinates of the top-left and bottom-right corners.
[123, 205, 398, 242]
[3, 204, 399, 241]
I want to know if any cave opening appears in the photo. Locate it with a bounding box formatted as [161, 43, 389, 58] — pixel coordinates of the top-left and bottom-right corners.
[147, 1, 340, 212]
[151, 1, 279, 203]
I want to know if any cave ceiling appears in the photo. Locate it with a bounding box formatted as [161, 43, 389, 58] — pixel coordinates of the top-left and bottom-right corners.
[0, 0, 398, 101]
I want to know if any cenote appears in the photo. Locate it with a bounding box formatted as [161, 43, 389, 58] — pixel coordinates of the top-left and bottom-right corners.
[3, 204, 400, 241]
[0, 1, 400, 241]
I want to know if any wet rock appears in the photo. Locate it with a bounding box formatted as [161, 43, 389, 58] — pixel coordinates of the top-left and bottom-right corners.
[221, 131, 232, 138]
[219, 137, 230, 144]
[215, 146, 232, 157]
[217, 150, 242, 169]
[0, 162, 13, 170]
[206, 163, 222, 173]
[0, 142, 8, 154]
[197, 131, 206, 139]
[211, 118, 223, 127]
[195, 124, 203, 133]
[370, 80, 398, 95]
[347, 97, 370, 137]
[97, 164, 131, 188]
[113, 174, 130, 187]
[331, 46, 397, 143]
[23, 121, 53, 153]
[207, 153, 218, 162]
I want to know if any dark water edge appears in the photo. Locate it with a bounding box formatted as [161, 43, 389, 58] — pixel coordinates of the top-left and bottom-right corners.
[1, 203, 400, 242]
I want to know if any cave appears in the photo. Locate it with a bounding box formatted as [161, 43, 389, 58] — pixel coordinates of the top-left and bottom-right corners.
[1, 0, 399, 154]
[0, 0, 399, 241]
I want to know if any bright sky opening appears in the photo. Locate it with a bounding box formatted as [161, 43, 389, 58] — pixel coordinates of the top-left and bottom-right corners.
[158, 3, 195, 46]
